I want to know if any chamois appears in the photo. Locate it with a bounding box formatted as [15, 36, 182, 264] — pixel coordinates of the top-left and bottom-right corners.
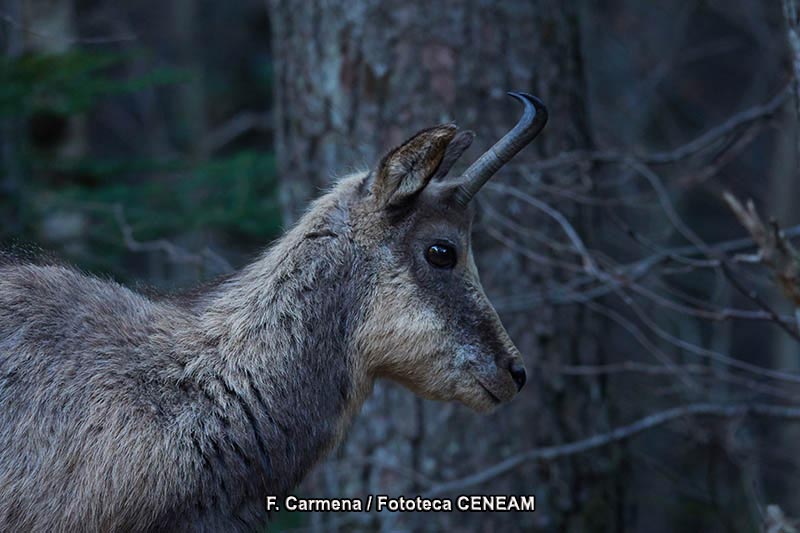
[0, 93, 547, 531]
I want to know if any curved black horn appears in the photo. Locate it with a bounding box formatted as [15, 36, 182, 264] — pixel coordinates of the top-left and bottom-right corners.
[453, 92, 548, 206]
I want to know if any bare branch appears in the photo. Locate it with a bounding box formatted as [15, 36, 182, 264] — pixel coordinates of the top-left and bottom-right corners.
[524, 84, 790, 173]
[486, 182, 602, 277]
[552, 362, 800, 402]
[765, 504, 799, 533]
[583, 300, 698, 389]
[610, 289, 800, 383]
[494, 225, 800, 311]
[424, 403, 800, 497]
[724, 193, 800, 313]
[113, 204, 233, 274]
[200, 111, 272, 154]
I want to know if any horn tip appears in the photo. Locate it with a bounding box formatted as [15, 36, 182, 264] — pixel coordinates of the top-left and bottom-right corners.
[507, 91, 547, 110]
[507, 91, 548, 128]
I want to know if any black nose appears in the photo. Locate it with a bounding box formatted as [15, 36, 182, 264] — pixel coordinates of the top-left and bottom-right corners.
[509, 361, 527, 392]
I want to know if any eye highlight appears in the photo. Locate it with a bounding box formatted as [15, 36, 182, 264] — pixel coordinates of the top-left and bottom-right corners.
[425, 243, 457, 269]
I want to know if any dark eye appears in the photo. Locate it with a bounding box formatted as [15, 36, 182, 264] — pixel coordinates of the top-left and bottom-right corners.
[425, 243, 457, 269]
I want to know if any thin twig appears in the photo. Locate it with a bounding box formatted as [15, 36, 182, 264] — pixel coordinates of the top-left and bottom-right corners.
[486, 182, 602, 277]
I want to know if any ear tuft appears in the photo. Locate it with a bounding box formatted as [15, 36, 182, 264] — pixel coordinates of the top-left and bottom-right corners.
[373, 124, 457, 208]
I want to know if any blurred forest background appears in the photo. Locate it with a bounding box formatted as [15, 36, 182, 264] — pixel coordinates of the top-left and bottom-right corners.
[2, 0, 800, 531]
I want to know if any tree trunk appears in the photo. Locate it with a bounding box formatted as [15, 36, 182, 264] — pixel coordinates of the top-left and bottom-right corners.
[269, 1, 604, 529]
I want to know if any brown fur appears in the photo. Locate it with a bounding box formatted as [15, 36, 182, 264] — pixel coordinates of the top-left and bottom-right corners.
[0, 125, 525, 531]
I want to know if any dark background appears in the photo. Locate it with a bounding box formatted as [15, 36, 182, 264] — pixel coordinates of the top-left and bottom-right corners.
[2, 1, 800, 531]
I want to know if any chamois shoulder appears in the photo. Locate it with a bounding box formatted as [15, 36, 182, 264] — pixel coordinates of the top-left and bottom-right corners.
[0, 262, 186, 348]
[1, 262, 148, 309]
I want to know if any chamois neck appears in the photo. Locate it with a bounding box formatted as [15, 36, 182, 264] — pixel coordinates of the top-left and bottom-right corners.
[184, 178, 374, 498]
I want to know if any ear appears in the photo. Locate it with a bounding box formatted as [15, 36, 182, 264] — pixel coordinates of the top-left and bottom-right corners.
[431, 130, 474, 181]
[372, 124, 457, 208]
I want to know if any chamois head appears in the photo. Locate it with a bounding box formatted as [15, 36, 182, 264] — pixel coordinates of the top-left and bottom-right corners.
[350, 93, 547, 413]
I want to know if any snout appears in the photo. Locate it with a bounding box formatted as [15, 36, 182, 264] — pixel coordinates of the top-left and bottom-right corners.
[451, 281, 528, 412]
[485, 354, 527, 398]
[461, 347, 527, 413]
[507, 359, 527, 392]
